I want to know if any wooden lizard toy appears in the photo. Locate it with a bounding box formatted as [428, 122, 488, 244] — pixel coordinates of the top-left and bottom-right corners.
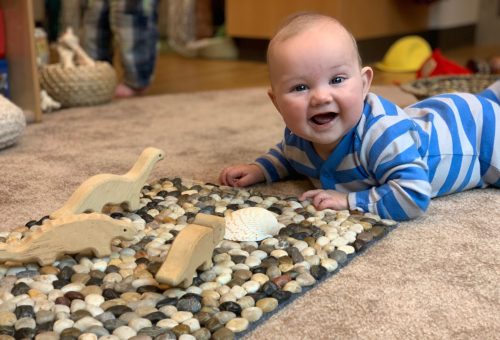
[156, 214, 225, 288]
[50, 147, 165, 219]
[0, 213, 137, 266]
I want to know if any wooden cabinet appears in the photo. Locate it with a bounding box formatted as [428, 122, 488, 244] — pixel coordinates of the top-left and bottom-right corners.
[0, 0, 42, 122]
[226, 0, 431, 40]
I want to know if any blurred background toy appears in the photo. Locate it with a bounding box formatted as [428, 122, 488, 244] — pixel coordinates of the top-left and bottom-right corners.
[375, 35, 432, 73]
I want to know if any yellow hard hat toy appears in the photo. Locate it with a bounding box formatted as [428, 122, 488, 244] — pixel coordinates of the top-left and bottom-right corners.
[375, 35, 432, 72]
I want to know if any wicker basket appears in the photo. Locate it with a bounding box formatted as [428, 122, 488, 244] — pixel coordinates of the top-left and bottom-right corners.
[400, 74, 500, 99]
[39, 62, 117, 107]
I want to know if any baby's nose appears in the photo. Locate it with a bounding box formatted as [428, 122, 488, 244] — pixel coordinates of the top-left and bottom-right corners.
[310, 88, 332, 106]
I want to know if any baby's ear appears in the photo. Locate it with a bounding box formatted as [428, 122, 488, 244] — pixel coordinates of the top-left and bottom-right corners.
[361, 66, 374, 97]
[267, 88, 280, 112]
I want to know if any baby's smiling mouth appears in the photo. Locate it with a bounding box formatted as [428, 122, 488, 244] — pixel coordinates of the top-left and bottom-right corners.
[310, 112, 337, 125]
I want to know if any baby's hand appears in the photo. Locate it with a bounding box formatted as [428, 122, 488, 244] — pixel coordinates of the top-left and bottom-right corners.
[299, 189, 348, 211]
[219, 164, 265, 187]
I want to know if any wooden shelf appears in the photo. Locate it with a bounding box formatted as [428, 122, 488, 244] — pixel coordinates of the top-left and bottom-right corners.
[226, 0, 430, 40]
[0, 0, 42, 122]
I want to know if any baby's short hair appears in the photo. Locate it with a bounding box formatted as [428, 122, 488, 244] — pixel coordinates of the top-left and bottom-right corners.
[267, 12, 362, 66]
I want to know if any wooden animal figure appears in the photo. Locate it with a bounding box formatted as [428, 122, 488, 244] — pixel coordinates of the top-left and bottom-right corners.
[0, 213, 137, 266]
[156, 214, 226, 288]
[50, 147, 165, 219]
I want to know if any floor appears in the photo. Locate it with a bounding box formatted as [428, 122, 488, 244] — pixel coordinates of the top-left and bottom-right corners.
[142, 43, 500, 96]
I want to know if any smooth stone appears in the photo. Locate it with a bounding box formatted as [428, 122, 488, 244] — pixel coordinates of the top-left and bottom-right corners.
[191, 327, 211, 340]
[176, 297, 202, 314]
[14, 305, 34, 319]
[103, 319, 127, 332]
[236, 297, 254, 311]
[14, 317, 36, 330]
[218, 302, 241, 316]
[255, 298, 278, 313]
[0, 311, 16, 327]
[211, 327, 235, 340]
[329, 249, 348, 265]
[85, 325, 110, 337]
[171, 311, 193, 323]
[241, 307, 263, 322]
[171, 324, 190, 337]
[113, 325, 137, 339]
[225, 317, 249, 333]
[34, 331, 59, 339]
[129, 318, 152, 332]
[74, 315, 103, 331]
[53, 318, 75, 333]
[15, 327, 36, 339]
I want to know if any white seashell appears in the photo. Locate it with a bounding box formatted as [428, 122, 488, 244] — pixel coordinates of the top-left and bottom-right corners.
[224, 207, 281, 241]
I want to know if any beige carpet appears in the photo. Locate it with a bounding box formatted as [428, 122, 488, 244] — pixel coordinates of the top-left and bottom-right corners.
[1, 86, 499, 339]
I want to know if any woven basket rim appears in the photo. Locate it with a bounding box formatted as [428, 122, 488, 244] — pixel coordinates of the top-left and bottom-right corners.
[400, 73, 500, 97]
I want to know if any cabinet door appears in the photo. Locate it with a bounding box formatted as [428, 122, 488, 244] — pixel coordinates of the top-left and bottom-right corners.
[226, 0, 430, 40]
[0, 0, 42, 122]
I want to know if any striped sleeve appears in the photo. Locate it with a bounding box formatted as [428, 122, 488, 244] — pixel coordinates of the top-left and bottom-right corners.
[254, 141, 295, 183]
[349, 97, 432, 220]
[254, 128, 321, 183]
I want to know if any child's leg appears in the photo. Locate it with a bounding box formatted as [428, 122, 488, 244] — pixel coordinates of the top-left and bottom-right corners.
[478, 79, 500, 104]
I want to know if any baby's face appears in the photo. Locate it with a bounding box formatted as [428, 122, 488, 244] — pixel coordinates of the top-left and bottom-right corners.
[268, 21, 372, 157]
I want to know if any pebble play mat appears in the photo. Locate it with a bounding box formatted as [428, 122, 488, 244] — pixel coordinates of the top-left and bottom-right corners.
[0, 177, 398, 339]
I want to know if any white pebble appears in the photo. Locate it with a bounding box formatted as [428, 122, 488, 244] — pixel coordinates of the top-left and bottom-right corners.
[113, 325, 137, 340]
[171, 311, 193, 323]
[128, 317, 152, 331]
[219, 292, 237, 303]
[74, 316, 103, 331]
[241, 307, 263, 322]
[53, 318, 75, 333]
[79, 333, 98, 340]
[182, 317, 200, 332]
[61, 283, 85, 293]
[156, 318, 178, 329]
[242, 280, 260, 294]
[338, 245, 355, 255]
[70, 299, 86, 313]
[216, 273, 232, 285]
[85, 294, 105, 306]
[251, 273, 269, 285]
[321, 258, 339, 272]
[159, 305, 177, 317]
[244, 256, 261, 268]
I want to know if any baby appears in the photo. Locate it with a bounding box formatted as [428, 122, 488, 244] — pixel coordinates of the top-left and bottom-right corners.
[219, 13, 500, 221]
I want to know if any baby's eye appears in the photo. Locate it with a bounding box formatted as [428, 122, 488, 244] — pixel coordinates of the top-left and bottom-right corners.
[330, 77, 344, 84]
[292, 84, 308, 92]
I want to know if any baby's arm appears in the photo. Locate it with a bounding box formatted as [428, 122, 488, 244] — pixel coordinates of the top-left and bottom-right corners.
[219, 164, 265, 187]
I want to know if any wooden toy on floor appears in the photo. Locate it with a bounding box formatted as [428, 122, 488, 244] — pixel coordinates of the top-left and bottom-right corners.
[156, 213, 226, 288]
[0, 213, 137, 266]
[50, 147, 165, 219]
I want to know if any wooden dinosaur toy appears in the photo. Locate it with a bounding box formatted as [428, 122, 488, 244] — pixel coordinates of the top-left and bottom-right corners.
[156, 213, 226, 288]
[0, 213, 137, 266]
[50, 147, 165, 219]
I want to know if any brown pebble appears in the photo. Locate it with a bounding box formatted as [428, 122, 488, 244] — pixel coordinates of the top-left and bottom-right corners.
[39, 266, 59, 275]
[192, 327, 211, 340]
[211, 327, 235, 340]
[272, 274, 291, 288]
[370, 226, 386, 239]
[171, 324, 190, 336]
[357, 231, 373, 243]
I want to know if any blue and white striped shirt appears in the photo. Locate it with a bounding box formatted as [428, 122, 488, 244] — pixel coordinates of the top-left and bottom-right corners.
[255, 81, 500, 220]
